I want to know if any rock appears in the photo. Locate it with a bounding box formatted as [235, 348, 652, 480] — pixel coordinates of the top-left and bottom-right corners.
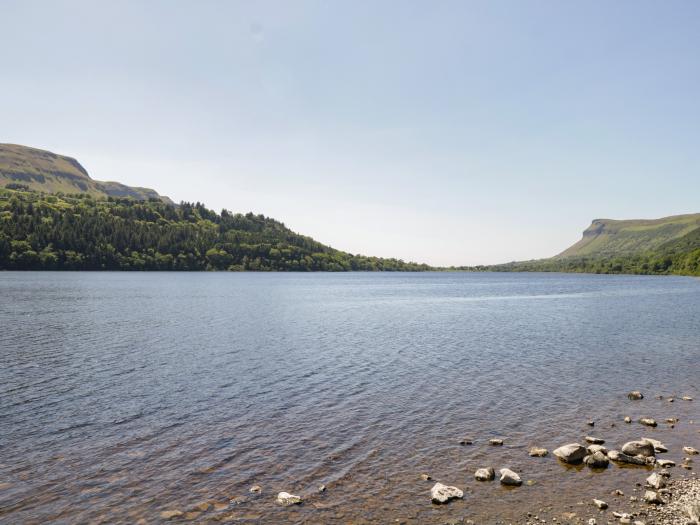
[633, 521, 645, 525]
[682, 396, 693, 401]
[553, 443, 588, 464]
[608, 450, 656, 466]
[249, 484, 262, 493]
[584, 451, 609, 468]
[639, 417, 657, 427]
[318, 484, 326, 493]
[628, 391, 644, 400]
[430, 482, 463, 504]
[459, 438, 473, 445]
[588, 519, 597, 525]
[474, 467, 495, 481]
[420, 473, 432, 481]
[593, 498, 608, 509]
[276, 492, 303, 505]
[624, 416, 632, 424]
[666, 417, 679, 424]
[613, 489, 624, 496]
[643, 490, 664, 504]
[656, 459, 675, 468]
[529, 447, 548, 457]
[489, 438, 504, 446]
[646, 473, 667, 490]
[587, 444, 608, 455]
[160, 510, 184, 520]
[587, 420, 595, 426]
[641, 437, 668, 453]
[657, 468, 671, 478]
[585, 436, 605, 444]
[498, 468, 522, 486]
[684, 447, 699, 455]
[622, 440, 656, 457]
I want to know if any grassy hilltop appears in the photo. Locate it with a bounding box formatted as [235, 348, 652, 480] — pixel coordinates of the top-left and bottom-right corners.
[479, 214, 700, 276]
[0, 143, 173, 204]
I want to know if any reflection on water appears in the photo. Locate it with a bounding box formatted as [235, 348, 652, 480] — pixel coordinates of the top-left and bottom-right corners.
[1, 272, 699, 523]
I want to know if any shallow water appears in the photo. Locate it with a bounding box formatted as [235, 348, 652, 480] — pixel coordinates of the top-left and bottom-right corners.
[1, 272, 699, 524]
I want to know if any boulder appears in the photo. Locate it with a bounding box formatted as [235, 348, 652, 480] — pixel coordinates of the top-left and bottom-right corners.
[622, 440, 655, 457]
[593, 498, 608, 509]
[641, 437, 668, 453]
[645, 472, 666, 490]
[474, 467, 495, 481]
[628, 391, 644, 400]
[528, 447, 548, 457]
[683, 446, 699, 455]
[585, 436, 605, 444]
[553, 443, 587, 464]
[587, 444, 608, 455]
[276, 492, 303, 505]
[639, 417, 657, 427]
[608, 450, 655, 466]
[430, 483, 463, 504]
[498, 468, 522, 486]
[584, 451, 609, 468]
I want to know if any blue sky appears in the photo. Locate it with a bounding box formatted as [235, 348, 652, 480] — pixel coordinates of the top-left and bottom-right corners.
[2, 1, 700, 265]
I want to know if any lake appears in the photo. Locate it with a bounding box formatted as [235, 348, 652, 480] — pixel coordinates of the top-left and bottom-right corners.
[1, 272, 699, 524]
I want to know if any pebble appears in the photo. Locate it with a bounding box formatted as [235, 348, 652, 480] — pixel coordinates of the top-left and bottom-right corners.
[420, 473, 432, 481]
[624, 416, 632, 424]
[249, 484, 262, 493]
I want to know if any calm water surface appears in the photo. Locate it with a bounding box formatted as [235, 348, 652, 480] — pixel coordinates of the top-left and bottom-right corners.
[1, 272, 699, 524]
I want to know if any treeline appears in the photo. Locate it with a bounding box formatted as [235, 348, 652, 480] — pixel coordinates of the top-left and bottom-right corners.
[463, 247, 700, 276]
[0, 189, 432, 272]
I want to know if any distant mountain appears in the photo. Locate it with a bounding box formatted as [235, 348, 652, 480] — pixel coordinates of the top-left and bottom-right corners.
[556, 214, 700, 258]
[0, 144, 173, 204]
[476, 214, 700, 276]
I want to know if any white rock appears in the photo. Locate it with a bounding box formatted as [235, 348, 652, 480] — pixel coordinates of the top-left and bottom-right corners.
[628, 391, 644, 400]
[430, 482, 463, 504]
[585, 436, 605, 444]
[529, 447, 548, 457]
[639, 417, 657, 427]
[684, 446, 699, 455]
[641, 437, 668, 453]
[593, 498, 608, 509]
[489, 438, 504, 446]
[474, 467, 495, 481]
[276, 492, 303, 505]
[645, 472, 666, 490]
[643, 490, 663, 504]
[499, 468, 522, 486]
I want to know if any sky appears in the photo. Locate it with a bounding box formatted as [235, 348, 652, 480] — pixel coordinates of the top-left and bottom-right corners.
[2, 1, 700, 266]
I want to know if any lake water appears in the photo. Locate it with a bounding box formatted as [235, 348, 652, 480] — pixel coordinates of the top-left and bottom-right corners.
[1, 272, 699, 524]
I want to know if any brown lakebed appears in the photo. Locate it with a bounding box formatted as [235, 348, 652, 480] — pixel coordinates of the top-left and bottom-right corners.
[1, 272, 699, 523]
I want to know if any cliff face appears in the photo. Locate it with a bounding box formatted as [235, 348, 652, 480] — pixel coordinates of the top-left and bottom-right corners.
[556, 214, 700, 258]
[0, 143, 173, 204]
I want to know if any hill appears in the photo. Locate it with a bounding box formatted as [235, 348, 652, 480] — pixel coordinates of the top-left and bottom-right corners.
[0, 188, 431, 271]
[556, 214, 700, 258]
[0, 144, 173, 204]
[478, 214, 700, 276]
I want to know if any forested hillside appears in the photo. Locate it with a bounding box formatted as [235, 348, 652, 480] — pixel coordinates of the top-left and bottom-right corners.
[0, 189, 431, 271]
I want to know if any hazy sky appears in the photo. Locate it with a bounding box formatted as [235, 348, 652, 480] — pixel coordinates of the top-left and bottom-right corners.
[3, 1, 700, 265]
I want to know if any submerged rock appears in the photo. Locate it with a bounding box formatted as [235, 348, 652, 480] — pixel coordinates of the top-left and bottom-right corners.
[276, 492, 303, 505]
[499, 468, 522, 486]
[529, 447, 548, 457]
[474, 467, 495, 481]
[584, 451, 609, 468]
[628, 391, 644, 400]
[430, 482, 463, 504]
[608, 450, 655, 466]
[553, 443, 587, 464]
[622, 440, 656, 457]
[641, 437, 668, 453]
